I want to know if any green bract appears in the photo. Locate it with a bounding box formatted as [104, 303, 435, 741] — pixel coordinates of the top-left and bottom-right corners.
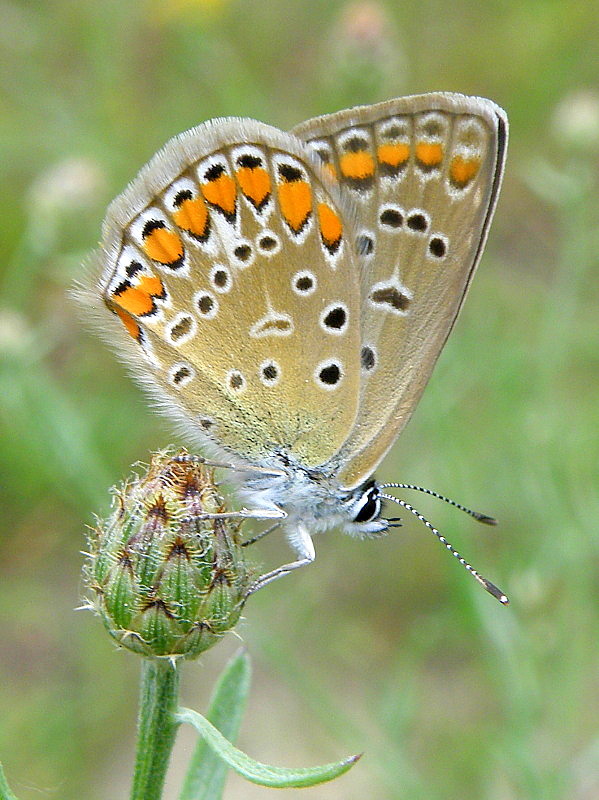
[85, 450, 254, 659]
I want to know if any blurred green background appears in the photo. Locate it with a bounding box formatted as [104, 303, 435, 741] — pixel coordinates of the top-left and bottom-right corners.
[1, 1, 598, 798]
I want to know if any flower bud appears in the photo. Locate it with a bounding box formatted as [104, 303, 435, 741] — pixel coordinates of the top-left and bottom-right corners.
[85, 450, 255, 660]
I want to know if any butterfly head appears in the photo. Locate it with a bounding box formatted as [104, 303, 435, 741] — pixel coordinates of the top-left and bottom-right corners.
[340, 479, 390, 537]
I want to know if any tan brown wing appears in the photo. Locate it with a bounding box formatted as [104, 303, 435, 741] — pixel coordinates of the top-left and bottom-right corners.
[293, 94, 507, 489]
[84, 119, 363, 469]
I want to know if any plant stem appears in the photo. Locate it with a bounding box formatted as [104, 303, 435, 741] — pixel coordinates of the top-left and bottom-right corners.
[130, 659, 181, 800]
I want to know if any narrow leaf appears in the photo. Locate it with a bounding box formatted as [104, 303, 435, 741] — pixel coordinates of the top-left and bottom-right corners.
[179, 648, 251, 800]
[175, 707, 360, 789]
[0, 763, 19, 800]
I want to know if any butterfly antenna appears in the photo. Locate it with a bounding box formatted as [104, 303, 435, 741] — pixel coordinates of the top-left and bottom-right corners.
[379, 493, 509, 605]
[379, 483, 497, 525]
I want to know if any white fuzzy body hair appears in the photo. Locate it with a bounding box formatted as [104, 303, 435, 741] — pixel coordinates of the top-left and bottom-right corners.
[224, 453, 388, 555]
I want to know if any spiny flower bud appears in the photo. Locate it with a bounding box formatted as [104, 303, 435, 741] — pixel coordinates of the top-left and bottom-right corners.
[84, 449, 255, 660]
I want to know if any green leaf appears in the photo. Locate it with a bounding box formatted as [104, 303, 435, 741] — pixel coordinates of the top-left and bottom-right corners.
[179, 648, 251, 800]
[0, 763, 19, 800]
[175, 706, 361, 790]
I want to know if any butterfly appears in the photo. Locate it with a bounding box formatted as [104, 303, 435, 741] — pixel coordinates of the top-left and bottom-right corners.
[80, 93, 509, 603]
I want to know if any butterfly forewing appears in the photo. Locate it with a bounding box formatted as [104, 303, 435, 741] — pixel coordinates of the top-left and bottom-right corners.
[293, 94, 507, 489]
[92, 119, 363, 468]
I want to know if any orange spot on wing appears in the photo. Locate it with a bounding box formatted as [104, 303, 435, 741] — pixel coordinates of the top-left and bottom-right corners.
[236, 166, 271, 208]
[113, 285, 155, 317]
[201, 174, 236, 216]
[173, 197, 209, 238]
[115, 307, 141, 340]
[415, 142, 443, 167]
[449, 156, 480, 187]
[339, 151, 375, 179]
[278, 180, 312, 233]
[377, 142, 410, 167]
[137, 275, 165, 299]
[143, 228, 184, 265]
[317, 203, 343, 250]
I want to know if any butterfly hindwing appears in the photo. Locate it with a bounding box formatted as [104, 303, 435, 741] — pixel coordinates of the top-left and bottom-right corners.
[293, 94, 508, 489]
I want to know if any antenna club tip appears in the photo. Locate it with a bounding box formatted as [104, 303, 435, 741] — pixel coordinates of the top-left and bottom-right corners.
[483, 579, 510, 605]
[477, 514, 498, 525]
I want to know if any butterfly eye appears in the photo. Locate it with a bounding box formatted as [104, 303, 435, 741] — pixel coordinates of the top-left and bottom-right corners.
[352, 485, 381, 523]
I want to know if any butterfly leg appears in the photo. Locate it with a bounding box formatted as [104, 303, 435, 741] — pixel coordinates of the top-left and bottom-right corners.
[246, 523, 315, 596]
[241, 521, 282, 548]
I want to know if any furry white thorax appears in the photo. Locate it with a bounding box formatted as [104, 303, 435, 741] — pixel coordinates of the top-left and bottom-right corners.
[227, 454, 389, 555]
